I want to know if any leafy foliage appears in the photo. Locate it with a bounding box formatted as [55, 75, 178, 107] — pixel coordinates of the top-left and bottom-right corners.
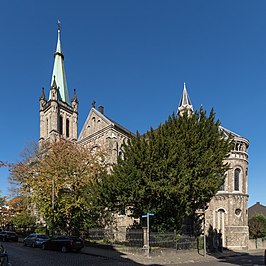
[12, 212, 36, 231]
[0, 196, 27, 229]
[249, 214, 266, 239]
[98, 108, 232, 231]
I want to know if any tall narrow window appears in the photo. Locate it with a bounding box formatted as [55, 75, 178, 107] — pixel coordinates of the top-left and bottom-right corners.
[59, 116, 63, 135]
[46, 118, 49, 137]
[234, 168, 240, 191]
[66, 118, 70, 138]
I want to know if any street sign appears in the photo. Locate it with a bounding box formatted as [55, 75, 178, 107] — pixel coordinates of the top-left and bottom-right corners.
[142, 212, 154, 218]
[141, 212, 155, 257]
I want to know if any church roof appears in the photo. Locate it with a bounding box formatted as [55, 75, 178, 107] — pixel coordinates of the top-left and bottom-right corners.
[219, 126, 241, 138]
[49, 22, 70, 104]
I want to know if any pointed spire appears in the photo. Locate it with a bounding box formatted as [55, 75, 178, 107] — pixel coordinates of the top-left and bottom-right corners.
[51, 75, 57, 89]
[40, 87, 46, 101]
[71, 88, 78, 103]
[178, 82, 193, 115]
[71, 88, 78, 112]
[49, 21, 70, 104]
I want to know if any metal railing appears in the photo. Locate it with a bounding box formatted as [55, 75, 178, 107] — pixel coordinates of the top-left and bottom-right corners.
[85, 227, 202, 250]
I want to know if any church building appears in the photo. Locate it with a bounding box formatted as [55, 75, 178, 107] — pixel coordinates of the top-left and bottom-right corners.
[39, 26, 249, 250]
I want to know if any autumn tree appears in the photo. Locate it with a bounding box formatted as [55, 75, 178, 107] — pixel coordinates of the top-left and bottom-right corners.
[0, 161, 6, 206]
[0, 193, 6, 228]
[0, 162, 7, 228]
[98, 108, 232, 231]
[9, 140, 107, 235]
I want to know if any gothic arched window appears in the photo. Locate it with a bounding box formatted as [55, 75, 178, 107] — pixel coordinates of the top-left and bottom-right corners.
[46, 118, 49, 137]
[59, 116, 63, 135]
[234, 168, 241, 191]
[66, 118, 70, 138]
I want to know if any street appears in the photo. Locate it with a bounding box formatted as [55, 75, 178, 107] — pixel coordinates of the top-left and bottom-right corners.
[2, 241, 266, 266]
[3, 242, 143, 266]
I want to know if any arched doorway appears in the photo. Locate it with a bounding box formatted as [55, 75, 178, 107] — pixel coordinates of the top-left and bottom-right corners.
[213, 208, 226, 248]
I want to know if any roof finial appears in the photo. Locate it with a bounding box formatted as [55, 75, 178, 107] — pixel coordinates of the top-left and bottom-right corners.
[72, 88, 78, 103]
[52, 75, 57, 89]
[92, 100, 96, 108]
[57, 19, 61, 32]
[40, 87, 46, 101]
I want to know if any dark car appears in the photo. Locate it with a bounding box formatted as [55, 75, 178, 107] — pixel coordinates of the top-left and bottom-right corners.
[42, 236, 84, 253]
[23, 233, 50, 248]
[0, 244, 8, 266]
[0, 231, 18, 242]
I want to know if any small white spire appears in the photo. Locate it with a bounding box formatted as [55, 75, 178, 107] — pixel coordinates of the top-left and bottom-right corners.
[177, 82, 193, 116]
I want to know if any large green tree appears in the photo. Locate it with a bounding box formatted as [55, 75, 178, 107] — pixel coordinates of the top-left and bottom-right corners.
[98, 108, 232, 231]
[9, 140, 107, 235]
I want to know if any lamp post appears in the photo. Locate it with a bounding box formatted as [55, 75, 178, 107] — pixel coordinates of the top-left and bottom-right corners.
[203, 212, 206, 257]
[51, 176, 55, 237]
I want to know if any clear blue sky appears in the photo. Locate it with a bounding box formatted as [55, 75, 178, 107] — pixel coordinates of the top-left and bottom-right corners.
[0, 1, 265, 207]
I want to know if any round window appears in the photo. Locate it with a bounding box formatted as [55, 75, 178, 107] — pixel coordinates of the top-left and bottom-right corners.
[235, 208, 241, 216]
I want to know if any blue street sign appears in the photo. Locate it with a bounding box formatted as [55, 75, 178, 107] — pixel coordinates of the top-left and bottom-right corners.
[142, 212, 154, 218]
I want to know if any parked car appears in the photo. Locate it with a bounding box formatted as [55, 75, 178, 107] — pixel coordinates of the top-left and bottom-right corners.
[0, 231, 18, 242]
[42, 236, 84, 253]
[23, 233, 50, 248]
[0, 244, 8, 266]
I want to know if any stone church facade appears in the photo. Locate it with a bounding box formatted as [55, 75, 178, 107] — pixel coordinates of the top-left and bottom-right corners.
[39, 27, 249, 250]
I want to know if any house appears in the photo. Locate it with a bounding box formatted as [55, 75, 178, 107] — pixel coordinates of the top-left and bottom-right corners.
[248, 202, 266, 219]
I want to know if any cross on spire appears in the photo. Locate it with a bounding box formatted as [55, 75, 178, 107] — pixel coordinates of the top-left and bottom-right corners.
[57, 19, 61, 31]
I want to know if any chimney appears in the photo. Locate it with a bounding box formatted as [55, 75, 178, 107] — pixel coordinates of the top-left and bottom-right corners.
[98, 105, 104, 114]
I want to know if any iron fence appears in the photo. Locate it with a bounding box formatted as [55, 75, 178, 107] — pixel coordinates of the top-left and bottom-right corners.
[86, 227, 203, 250]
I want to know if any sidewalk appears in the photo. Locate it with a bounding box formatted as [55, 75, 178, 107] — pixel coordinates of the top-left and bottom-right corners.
[81, 244, 257, 265]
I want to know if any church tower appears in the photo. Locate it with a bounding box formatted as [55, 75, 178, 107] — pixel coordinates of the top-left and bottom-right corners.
[39, 23, 78, 144]
[177, 83, 249, 250]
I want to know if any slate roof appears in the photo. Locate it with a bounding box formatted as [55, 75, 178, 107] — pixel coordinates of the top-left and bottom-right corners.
[248, 202, 266, 219]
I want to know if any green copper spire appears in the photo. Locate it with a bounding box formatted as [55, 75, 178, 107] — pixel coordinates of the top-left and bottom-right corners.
[49, 21, 70, 104]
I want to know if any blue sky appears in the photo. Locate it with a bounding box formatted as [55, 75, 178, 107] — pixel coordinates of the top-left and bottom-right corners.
[0, 1, 265, 207]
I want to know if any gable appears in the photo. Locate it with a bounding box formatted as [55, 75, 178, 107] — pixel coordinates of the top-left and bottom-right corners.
[78, 108, 113, 141]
